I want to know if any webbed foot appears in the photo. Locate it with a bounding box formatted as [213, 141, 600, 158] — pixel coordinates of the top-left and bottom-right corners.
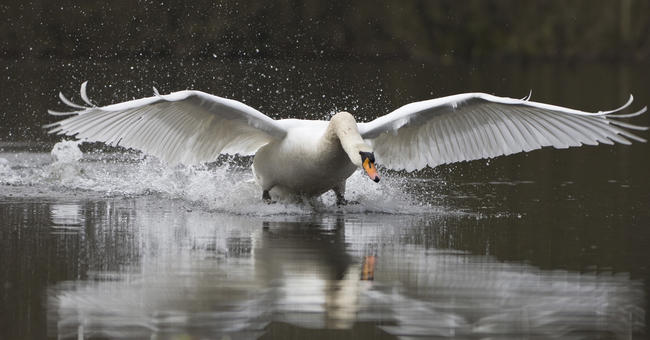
[262, 190, 274, 204]
[336, 198, 360, 206]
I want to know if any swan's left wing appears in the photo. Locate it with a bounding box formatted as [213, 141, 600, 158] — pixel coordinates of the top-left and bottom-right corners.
[358, 93, 647, 171]
[46, 82, 287, 165]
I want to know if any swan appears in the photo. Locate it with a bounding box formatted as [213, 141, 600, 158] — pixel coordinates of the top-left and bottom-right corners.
[46, 82, 647, 204]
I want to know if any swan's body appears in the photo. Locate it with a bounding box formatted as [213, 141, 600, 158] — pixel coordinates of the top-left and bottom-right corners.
[253, 119, 357, 197]
[46, 83, 647, 204]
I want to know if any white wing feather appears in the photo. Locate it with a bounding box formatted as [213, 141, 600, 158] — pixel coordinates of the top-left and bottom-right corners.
[359, 93, 647, 171]
[46, 83, 287, 165]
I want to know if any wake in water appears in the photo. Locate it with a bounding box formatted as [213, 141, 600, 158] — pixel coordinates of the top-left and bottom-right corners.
[0, 140, 447, 216]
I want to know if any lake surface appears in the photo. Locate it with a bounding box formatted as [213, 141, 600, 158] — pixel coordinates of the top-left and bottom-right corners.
[0, 60, 649, 339]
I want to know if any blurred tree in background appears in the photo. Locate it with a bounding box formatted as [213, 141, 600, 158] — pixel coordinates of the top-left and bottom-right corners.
[1, 0, 648, 63]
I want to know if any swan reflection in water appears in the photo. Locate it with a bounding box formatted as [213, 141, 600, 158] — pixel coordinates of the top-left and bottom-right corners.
[47, 201, 644, 339]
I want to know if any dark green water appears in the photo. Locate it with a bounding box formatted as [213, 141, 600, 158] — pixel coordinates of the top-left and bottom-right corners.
[0, 60, 648, 339]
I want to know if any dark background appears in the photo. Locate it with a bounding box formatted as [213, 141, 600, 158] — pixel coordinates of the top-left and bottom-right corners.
[3, 1, 649, 61]
[1, 0, 649, 142]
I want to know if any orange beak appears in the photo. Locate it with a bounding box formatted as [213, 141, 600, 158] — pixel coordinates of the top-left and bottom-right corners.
[361, 255, 376, 281]
[363, 158, 380, 183]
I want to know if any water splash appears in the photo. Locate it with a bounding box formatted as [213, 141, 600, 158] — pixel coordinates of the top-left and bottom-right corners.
[0, 157, 12, 175]
[51, 140, 83, 163]
[47, 140, 88, 186]
[1, 141, 443, 216]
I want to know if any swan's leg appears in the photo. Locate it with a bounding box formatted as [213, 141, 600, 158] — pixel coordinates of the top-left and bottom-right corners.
[262, 190, 272, 204]
[333, 182, 347, 206]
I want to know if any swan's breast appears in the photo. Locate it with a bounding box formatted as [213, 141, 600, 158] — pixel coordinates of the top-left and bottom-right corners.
[253, 120, 356, 195]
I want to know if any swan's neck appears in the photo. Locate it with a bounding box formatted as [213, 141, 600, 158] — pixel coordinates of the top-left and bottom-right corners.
[322, 112, 372, 167]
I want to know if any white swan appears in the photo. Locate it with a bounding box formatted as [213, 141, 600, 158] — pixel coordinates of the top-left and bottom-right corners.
[46, 82, 647, 204]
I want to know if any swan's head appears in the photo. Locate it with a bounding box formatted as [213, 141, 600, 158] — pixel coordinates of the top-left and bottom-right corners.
[330, 111, 380, 183]
[359, 151, 380, 183]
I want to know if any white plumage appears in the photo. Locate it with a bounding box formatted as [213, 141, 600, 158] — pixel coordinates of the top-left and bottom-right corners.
[46, 82, 647, 202]
[49, 85, 286, 164]
[358, 93, 646, 171]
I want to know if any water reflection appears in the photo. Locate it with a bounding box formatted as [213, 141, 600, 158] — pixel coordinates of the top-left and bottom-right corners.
[374, 251, 645, 338]
[257, 218, 364, 330]
[42, 199, 644, 339]
[50, 203, 84, 234]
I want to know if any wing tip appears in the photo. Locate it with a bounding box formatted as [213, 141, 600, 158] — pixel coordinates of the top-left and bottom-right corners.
[599, 94, 634, 115]
[47, 109, 80, 116]
[49, 82, 100, 120]
[606, 104, 647, 119]
[79, 81, 96, 107]
[42, 121, 59, 129]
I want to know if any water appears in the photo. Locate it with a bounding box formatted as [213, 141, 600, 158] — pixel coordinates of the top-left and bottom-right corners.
[1, 60, 649, 339]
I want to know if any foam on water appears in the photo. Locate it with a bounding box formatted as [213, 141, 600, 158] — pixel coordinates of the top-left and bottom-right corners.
[0, 157, 11, 175]
[0, 141, 445, 216]
[51, 140, 83, 163]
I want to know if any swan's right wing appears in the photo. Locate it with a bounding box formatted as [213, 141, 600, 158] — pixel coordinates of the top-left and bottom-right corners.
[358, 93, 647, 171]
[46, 83, 287, 165]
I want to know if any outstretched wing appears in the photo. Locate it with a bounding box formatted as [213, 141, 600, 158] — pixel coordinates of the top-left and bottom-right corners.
[46, 82, 287, 164]
[358, 93, 647, 171]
